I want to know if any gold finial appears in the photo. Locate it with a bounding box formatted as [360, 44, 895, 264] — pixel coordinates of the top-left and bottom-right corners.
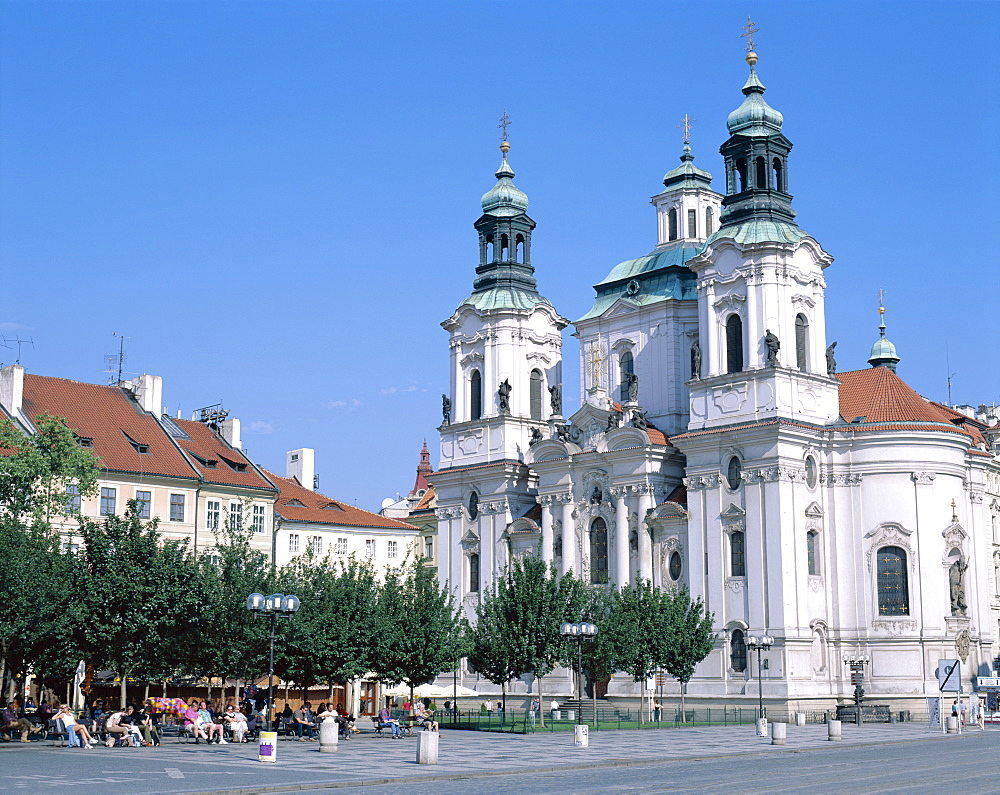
[498, 110, 511, 151]
[677, 113, 696, 144]
[741, 16, 759, 65]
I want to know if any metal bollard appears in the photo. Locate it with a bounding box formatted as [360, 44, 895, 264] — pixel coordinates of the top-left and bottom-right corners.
[795, 712, 806, 727]
[319, 718, 338, 753]
[771, 722, 787, 745]
[828, 719, 842, 741]
[946, 716, 958, 735]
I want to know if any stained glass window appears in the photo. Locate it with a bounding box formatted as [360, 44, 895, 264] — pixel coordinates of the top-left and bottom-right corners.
[877, 546, 909, 616]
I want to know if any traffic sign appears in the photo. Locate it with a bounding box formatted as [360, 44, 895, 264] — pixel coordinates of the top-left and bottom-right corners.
[938, 659, 961, 692]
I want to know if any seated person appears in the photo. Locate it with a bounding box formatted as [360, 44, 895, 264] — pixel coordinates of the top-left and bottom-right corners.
[2, 702, 43, 742]
[377, 706, 402, 738]
[197, 701, 226, 744]
[35, 701, 54, 721]
[133, 704, 160, 746]
[292, 702, 316, 740]
[105, 707, 142, 747]
[54, 704, 94, 748]
[88, 699, 106, 734]
[223, 706, 249, 743]
[182, 704, 210, 742]
[417, 706, 439, 732]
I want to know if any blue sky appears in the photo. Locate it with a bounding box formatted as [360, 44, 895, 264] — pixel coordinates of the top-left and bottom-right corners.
[2, 0, 997, 511]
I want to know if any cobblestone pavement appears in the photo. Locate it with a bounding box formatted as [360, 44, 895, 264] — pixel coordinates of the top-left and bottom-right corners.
[0, 722, 993, 793]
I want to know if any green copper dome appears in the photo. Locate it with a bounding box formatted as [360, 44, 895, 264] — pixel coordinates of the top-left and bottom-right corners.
[867, 309, 900, 371]
[480, 146, 529, 217]
[662, 142, 713, 189]
[727, 59, 784, 137]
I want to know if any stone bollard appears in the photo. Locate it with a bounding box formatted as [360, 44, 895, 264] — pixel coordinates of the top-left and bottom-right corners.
[416, 730, 439, 765]
[319, 718, 338, 753]
[795, 712, 806, 727]
[565, 709, 576, 722]
[552, 709, 562, 721]
[946, 716, 958, 735]
[828, 719, 841, 741]
[771, 722, 787, 745]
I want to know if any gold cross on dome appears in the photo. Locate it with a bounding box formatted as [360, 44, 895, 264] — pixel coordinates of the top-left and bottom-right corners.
[741, 17, 759, 52]
[587, 344, 606, 388]
[498, 111, 511, 142]
[677, 113, 696, 144]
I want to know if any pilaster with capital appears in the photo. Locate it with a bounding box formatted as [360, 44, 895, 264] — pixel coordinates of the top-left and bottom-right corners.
[611, 488, 630, 586]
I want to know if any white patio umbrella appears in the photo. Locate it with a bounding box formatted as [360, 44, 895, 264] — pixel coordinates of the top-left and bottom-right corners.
[381, 682, 480, 698]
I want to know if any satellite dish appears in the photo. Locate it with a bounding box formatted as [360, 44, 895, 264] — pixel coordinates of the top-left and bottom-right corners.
[381, 497, 396, 509]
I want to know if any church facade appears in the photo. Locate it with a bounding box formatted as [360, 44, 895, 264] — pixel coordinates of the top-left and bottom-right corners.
[431, 47, 1000, 710]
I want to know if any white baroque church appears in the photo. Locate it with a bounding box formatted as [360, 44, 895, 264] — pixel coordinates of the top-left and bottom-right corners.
[430, 46, 1000, 711]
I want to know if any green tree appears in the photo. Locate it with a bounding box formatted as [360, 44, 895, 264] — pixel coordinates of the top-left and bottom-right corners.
[0, 413, 99, 526]
[279, 554, 381, 701]
[375, 561, 468, 712]
[575, 584, 619, 722]
[76, 502, 206, 707]
[660, 586, 715, 720]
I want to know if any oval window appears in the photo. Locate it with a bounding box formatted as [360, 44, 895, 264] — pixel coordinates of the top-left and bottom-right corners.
[468, 492, 479, 520]
[726, 457, 742, 490]
[805, 456, 818, 489]
[669, 551, 682, 581]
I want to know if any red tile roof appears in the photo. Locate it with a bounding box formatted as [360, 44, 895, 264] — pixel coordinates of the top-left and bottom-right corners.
[172, 418, 275, 491]
[264, 469, 417, 530]
[22, 374, 198, 479]
[664, 484, 687, 506]
[413, 485, 435, 511]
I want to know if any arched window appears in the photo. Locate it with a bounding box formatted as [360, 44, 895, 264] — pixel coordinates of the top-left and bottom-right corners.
[876, 546, 909, 616]
[755, 156, 767, 188]
[736, 159, 748, 192]
[500, 233, 509, 261]
[590, 518, 609, 584]
[467, 491, 479, 521]
[668, 208, 678, 241]
[529, 369, 543, 420]
[772, 157, 783, 191]
[468, 553, 480, 593]
[805, 456, 818, 489]
[486, 235, 494, 262]
[687, 209, 697, 238]
[726, 315, 744, 373]
[705, 207, 714, 236]
[730, 628, 747, 672]
[726, 456, 742, 490]
[730, 530, 746, 577]
[515, 234, 525, 263]
[795, 314, 808, 371]
[807, 530, 819, 576]
[619, 350, 634, 403]
[469, 369, 482, 420]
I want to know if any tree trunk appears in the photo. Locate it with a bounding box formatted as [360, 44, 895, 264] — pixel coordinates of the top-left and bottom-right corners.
[143, 682, 149, 704]
[592, 681, 597, 728]
[119, 676, 127, 709]
[680, 680, 686, 723]
[537, 673, 545, 728]
[162, 680, 167, 698]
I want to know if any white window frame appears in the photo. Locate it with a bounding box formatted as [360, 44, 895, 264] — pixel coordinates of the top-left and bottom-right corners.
[335, 537, 348, 555]
[387, 540, 398, 559]
[252, 503, 266, 534]
[365, 539, 375, 558]
[230, 501, 243, 531]
[289, 533, 300, 554]
[310, 536, 323, 555]
[206, 500, 221, 531]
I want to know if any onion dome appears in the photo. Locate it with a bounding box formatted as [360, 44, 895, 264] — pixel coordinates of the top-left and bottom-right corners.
[868, 306, 901, 372]
[726, 51, 784, 137]
[481, 141, 529, 217]
[663, 142, 713, 189]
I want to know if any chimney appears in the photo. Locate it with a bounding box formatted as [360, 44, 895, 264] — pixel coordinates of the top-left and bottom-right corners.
[0, 364, 24, 419]
[220, 417, 241, 449]
[286, 448, 315, 489]
[128, 374, 163, 416]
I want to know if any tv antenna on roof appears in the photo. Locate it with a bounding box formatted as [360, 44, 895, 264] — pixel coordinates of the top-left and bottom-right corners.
[946, 342, 956, 407]
[105, 332, 131, 385]
[3, 335, 34, 366]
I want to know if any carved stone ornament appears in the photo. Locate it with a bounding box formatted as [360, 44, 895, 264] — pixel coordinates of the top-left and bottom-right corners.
[821, 473, 862, 486]
[684, 474, 721, 491]
[956, 630, 971, 663]
[435, 506, 463, 520]
[911, 471, 937, 485]
[871, 619, 917, 636]
[941, 521, 968, 558]
[808, 576, 824, 593]
[864, 523, 915, 572]
[480, 499, 509, 515]
[725, 577, 745, 593]
[721, 504, 746, 534]
[970, 492, 984, 505]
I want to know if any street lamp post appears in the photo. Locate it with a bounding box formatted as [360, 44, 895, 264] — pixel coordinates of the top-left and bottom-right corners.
[246, 592, 301, 731]
[843, 654, 871, 726]
[560, 622, 598, 727]
[746, 633, 773, 736]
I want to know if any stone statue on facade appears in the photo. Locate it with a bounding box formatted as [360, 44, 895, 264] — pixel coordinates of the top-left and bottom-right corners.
[555, 423, 571, 443]
[691, 341, 702, 380]
[549, 383, 562, 416]
[606, 410, 621, 431]
[631, 408, 648, 430]
[949, 557, 969, 616]
[625, 372, 639, 404]
[529, 427, 543, 446]
[826, 342, 837, 376]
[441, 394, 451, 425]
[764, 329, 780, 367]
[498, 379, 512, 414]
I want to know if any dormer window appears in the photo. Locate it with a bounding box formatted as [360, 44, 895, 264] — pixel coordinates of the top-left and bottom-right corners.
[192, 453, 217, 469]
[77, 436, 93, 448]
[122, 431, 149, 454]
[285, 499, 306, 507]
[220, 455, 247, 472]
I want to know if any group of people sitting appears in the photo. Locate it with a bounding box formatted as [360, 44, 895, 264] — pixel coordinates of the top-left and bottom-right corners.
[182, 699, 264, 744]
[376, 699, 439, 738]
[277, 702, 356, 740]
